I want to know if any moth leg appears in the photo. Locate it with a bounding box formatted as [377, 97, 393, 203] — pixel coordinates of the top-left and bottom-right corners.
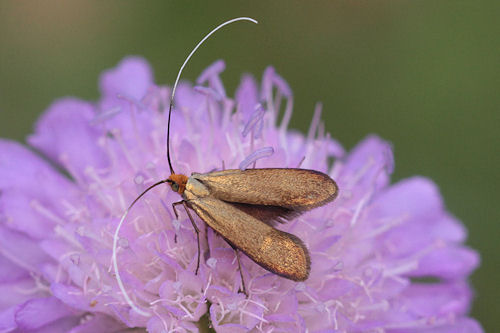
[229, 243, 248, 297]
[172, 201, 184, 243]
[182, 201, 201, 275]
[204, 224, 211, 260]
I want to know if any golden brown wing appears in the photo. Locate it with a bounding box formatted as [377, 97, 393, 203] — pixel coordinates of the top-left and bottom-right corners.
[187, 195, 310, 281]
[193, 168, 338, 210]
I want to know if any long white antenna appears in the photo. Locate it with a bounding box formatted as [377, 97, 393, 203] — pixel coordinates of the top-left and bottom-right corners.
[170, 16, 258, 103]
[112, 180, 167, 317]
[166, 17, 258, 174]
[113, 17, 258, 317]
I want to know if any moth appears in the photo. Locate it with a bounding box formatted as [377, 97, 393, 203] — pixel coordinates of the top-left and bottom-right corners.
[112, 17, 338, 315]
[167, 168, 337, 282]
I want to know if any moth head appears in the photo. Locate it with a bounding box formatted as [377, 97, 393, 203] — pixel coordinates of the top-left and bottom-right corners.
[167, 174, 188, 194]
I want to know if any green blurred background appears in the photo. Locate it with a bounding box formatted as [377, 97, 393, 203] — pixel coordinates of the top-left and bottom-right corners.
[0, 1, 497, 330]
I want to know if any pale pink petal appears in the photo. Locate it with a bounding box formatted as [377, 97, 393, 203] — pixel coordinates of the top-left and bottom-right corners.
[15, 297, 75, 331]
[28, 98, 109, 180]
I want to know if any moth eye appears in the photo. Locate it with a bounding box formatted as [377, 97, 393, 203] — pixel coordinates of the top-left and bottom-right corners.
[171, 183, 179, 192]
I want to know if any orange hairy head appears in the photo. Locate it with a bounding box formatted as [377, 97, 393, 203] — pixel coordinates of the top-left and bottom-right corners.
[167, 174, 189, 195]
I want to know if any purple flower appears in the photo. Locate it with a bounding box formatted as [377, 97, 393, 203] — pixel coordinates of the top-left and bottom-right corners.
[0, 57, 481, 332]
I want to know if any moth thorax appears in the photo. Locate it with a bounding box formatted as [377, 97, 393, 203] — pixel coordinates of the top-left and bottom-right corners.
[167, 174, 189, 194]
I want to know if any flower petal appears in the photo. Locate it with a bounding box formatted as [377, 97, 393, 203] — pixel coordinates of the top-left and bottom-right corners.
[28, 98, 109, 181]
[197, 60, 226, 97]
[0, 189, 55, 239]
[371, 177, 443, 222]
[0, 139, 77, 202]
[412, 246, 479, 280]
[99, 56, 153, 102]
[236, 75, 259, 121]
[370, 177, 467, 258]
[398, 317, 484, 333]
[0, 254, 28, 283]
[400, 281, 473, 318]
[0, 305, 19, 332]
[68, 313, 123, 333]
[0, 226, 51, 272]
[36, 317, 81, 333]
[0, 278, 47, 309]
[339, 135, 393, 197]
[15, 297, 75, 331]
[158, 270, 206, 321]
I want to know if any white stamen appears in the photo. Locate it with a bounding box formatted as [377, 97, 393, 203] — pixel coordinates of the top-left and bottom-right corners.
[90, 106, 122, 125]
[307, 102, 323, 142]
[206, 257, 217, 269]
[242, 104, 265, 137]
[239, 308, 269, 323]
[54, 225, 84, 249]
[383, 260, 419, 277]
[70, 253, 80, 265]
[243, 298, 269, 311]
[118, 237, 129, 249]
[172, 219, 181, 232]
[30, 200, 66, 225]
[239, 147, 274, 170]
[295, 282, 306, 291]
[350, 192, 370, 227]
[279, 97, 293, 134]
[110, 128, 139, 170]
[117, 94, 145, 110]
[134, 173, 145, 185]
[194, 85, 223, 101]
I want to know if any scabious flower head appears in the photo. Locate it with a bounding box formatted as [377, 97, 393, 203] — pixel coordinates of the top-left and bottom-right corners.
[0, 57, 481, 332]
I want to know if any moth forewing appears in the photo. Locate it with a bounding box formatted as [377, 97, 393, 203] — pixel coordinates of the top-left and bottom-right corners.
[193, 168, 338, 210]
[183, 180, 310, 280]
